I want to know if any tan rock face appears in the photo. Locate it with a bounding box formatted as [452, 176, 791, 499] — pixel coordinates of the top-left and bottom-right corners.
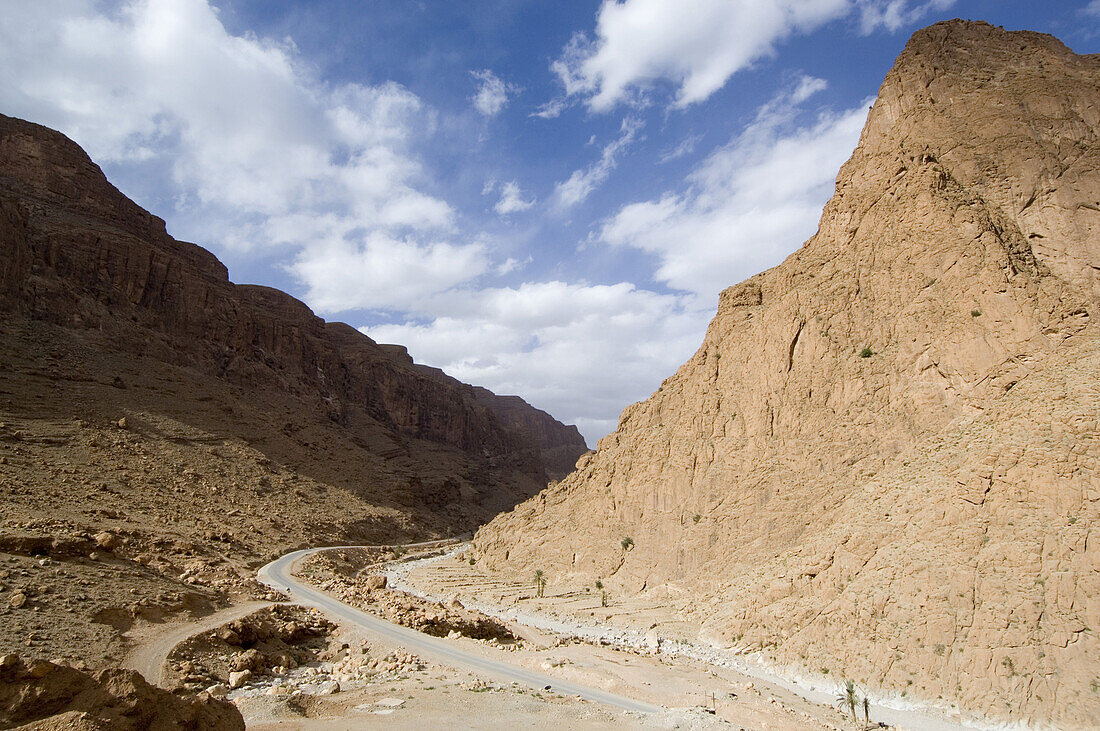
[474, 21, 1099, 729]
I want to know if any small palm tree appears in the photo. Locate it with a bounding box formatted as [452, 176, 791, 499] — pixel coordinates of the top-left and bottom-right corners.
[533, 569, 546, 598]
[863, 696, 870, 727]
[837, 679, 858, 723]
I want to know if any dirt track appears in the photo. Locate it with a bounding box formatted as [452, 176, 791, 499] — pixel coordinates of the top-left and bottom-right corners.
[123, 600, 271, 686]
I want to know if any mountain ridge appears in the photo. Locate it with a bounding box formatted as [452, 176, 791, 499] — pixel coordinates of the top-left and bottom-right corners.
[0, 111, 585, 665]
[472, 20, 1100, 728]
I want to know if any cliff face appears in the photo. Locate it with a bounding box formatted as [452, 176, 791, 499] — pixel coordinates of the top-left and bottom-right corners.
[473, 21, 1099, 728]
[374, 344, 590, 481]
[470, 389, 589, 481]
[0, 112, 581, 532]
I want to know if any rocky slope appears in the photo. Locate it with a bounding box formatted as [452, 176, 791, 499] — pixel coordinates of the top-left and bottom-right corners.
[0, 114, 581, 666]
[473, 21, 1099, 729]
[0, 653, 245, 729]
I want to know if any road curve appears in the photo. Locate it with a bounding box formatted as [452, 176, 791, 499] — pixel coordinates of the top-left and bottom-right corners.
[258, 547, 662, 715]
[124, 600, 272, 686]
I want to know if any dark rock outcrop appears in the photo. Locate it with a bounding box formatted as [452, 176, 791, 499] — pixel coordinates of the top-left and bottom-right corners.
[0, 112, 582, 526]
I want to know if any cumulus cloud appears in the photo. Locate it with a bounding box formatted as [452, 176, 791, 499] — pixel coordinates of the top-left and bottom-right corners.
[0, 0, 480, 314]
[551, 0, 957, 111]
[470, 69, 519, 116]
[552, 0, 851, 111]
[365, 282, 712, 443]
[555, 117, 643, 207]
[489, 180, 535, 215]
[293, 234, 489, 312]
[598, 78, 870, 299]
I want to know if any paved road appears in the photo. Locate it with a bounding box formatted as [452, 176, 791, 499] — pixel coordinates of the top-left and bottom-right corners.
[258, 547, 661, 715]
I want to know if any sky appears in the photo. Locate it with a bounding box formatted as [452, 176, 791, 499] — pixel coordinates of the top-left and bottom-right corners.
[1, 1, 1097, 444]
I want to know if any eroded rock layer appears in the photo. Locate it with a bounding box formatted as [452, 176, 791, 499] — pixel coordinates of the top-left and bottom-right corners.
[474, 21, 1099, 728]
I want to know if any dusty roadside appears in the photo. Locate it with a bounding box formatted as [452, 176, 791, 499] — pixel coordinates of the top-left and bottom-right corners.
[277, 547, 844, 730]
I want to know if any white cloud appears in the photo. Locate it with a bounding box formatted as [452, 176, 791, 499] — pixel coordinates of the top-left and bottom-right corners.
[658, 133, 703, 164]
[530, 97, 568, 119]
[555, 117, 643, 207]
[364, 282, 712, 443]
[470, 69, 519, 117]
[553, 0, 851, 111]
[492, 181, 535, 215]
[0, 0, 479, 315]
[1082, 0, 1100, 17]
[551, 0, 958, 112]
[599, 79, 870, 299]
[293, 233, 488, 312]
[857, 0, 956, 33]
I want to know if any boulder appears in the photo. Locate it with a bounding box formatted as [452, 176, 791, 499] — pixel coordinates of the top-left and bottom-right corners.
[227, 670, 251, 689]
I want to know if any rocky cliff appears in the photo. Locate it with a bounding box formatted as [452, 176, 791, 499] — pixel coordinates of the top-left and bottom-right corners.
[473, 21, 1099, 728]
[374, 344, 589, 481]
[470, 388, 588, 481]
[0, 112, 559, 476]
[0, 113, 582, 665]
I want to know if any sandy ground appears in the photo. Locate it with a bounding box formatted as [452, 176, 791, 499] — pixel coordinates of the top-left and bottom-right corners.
[118, 547, 855, 729]
[237, 624, 649, 730]
[239, 551, 850, 730]
[393, 550, 981, 731]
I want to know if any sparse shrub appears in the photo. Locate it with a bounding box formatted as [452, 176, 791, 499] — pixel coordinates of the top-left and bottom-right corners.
[971, 309, 981, 317]
[859, 347, 873, 358]
[594, 579, 603, 590]
[620, 537, 634, 552]
[934, 644, 945, 656]
[692, 513, 701, 524]
[468, 557, 476, 565]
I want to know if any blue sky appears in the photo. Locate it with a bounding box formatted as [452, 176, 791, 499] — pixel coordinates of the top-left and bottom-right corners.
[2, 1, 1097, 443]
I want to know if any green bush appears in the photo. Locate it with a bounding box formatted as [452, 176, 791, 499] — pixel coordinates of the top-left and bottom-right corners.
[859, 347, 873, 358]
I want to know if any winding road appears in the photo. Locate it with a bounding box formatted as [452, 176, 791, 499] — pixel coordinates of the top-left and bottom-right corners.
[257, 547, 661, 715]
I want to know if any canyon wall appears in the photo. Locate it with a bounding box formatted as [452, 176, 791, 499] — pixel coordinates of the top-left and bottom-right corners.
[473, 21, 1099, 728]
